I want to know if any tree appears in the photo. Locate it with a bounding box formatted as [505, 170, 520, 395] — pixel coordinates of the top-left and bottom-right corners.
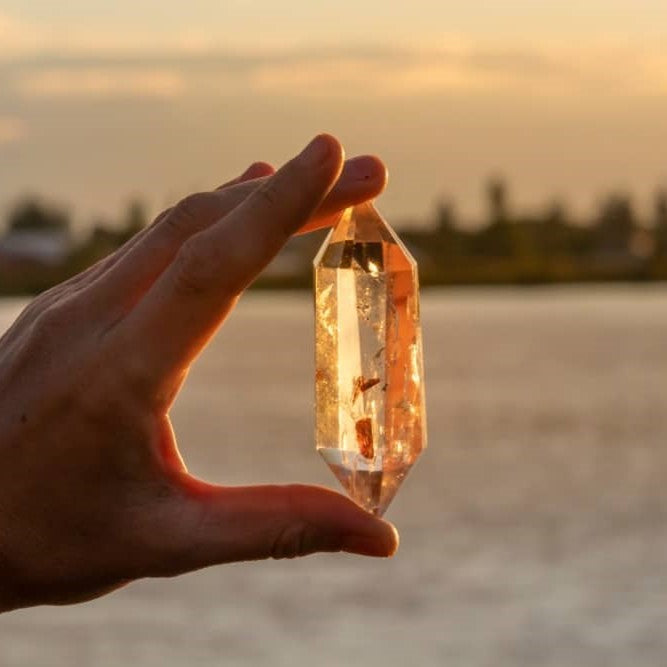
[473, 177, 518, 258]
[118, 199, 148, 243]
[540, 200, 581, 256]
[433, 199, 465, 260]
[486, 177, 509, 226]
[592, 193, 636, 254]
[6, 198, 70, 235]
[654, 189, 667, 257]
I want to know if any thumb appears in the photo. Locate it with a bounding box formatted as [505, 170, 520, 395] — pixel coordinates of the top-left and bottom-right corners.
[154, 482, 399, 576]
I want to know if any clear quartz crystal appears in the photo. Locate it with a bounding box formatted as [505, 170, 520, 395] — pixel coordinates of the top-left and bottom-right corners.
[314, 201, 426, 516]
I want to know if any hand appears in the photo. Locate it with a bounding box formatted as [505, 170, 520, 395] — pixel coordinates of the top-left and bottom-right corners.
[0, 135, 398, 612]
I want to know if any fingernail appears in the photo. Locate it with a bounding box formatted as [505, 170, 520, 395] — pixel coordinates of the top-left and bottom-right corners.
[299, 134, 334, 168]
[342, 525, 399, 558]
[346, 156, 384, 182]
[342, 535, 392, 557]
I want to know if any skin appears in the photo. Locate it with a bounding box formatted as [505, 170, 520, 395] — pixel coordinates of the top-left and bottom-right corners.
[0, 134, 399, 613]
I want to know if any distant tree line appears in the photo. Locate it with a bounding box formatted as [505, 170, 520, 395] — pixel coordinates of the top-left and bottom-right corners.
[1, 179, 667, 294]
[0, 198, 148, 295]
[400, 180, 667, 285]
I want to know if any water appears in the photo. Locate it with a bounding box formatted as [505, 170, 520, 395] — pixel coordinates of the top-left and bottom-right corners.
[1, 287, 667, 666]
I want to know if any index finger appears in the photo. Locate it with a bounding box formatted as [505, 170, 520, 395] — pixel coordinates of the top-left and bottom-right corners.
[88, 153, 387, 322]
[114, 134, 345, 401]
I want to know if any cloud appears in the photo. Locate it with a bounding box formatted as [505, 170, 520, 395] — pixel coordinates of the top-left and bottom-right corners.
[1, 6, 666, 99]
[0, 11, 265, 59]
[249, 54, 542, 97]
[15, 68, 186, 100]
[4, 40, 667, 102]
[0, 11, 198, 59]
[0, 12, 43, 57]
[0, 116, 27, 145]
[246, 43, 667, 98]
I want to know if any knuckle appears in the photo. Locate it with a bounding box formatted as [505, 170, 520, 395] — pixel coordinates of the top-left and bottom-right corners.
[31, 301, 73, 340]
[5, 293, 51, 335]
[172, 235, 222, 296]
[270, 523, 312, 560]
[255, 179, 282, 210]
[148, 206, 172, 229]
[253, 169, 303, 241]
[269, 486, 325, 560]
[172, 192, 220, 231]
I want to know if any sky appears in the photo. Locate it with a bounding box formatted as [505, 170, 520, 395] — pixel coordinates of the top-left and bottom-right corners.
[1, 1, 666, 230]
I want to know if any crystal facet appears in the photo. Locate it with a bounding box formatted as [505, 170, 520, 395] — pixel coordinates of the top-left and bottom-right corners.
[314, 202, 426, 516]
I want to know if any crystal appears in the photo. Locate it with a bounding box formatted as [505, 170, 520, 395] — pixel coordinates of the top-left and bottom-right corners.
[313, 201, 426, 516]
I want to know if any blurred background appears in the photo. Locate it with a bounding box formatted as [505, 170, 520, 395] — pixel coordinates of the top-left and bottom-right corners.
[1, 2, 667, 665]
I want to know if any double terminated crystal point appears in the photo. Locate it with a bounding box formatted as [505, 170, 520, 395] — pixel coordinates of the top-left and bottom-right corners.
[314, 202, 426, 516]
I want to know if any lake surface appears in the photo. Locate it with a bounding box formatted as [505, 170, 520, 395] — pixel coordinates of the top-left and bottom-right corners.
[1, 287, 666, 666]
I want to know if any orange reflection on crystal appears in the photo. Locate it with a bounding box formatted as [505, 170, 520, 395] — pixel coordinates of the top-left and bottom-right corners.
[314, 202, 426, 516]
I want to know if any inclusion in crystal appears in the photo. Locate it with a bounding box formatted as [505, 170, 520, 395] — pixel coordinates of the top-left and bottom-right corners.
[313, 202, 426, 516]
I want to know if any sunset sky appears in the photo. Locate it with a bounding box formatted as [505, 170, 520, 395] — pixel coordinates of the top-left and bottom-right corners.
[1, 1, 666, 229]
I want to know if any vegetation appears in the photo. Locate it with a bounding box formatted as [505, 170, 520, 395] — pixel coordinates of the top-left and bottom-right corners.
[400, 180, 667, 286]
[1, 180, 667, 295]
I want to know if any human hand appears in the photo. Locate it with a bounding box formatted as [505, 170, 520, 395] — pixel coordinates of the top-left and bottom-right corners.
[0, 135, 398, 612]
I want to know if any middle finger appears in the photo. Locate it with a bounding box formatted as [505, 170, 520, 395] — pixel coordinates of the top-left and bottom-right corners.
[87, 154, 387, 323]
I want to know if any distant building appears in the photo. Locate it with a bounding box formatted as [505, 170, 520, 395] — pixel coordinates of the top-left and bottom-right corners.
[0, 228, 71, 266]
[0, 228, 72, 292]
